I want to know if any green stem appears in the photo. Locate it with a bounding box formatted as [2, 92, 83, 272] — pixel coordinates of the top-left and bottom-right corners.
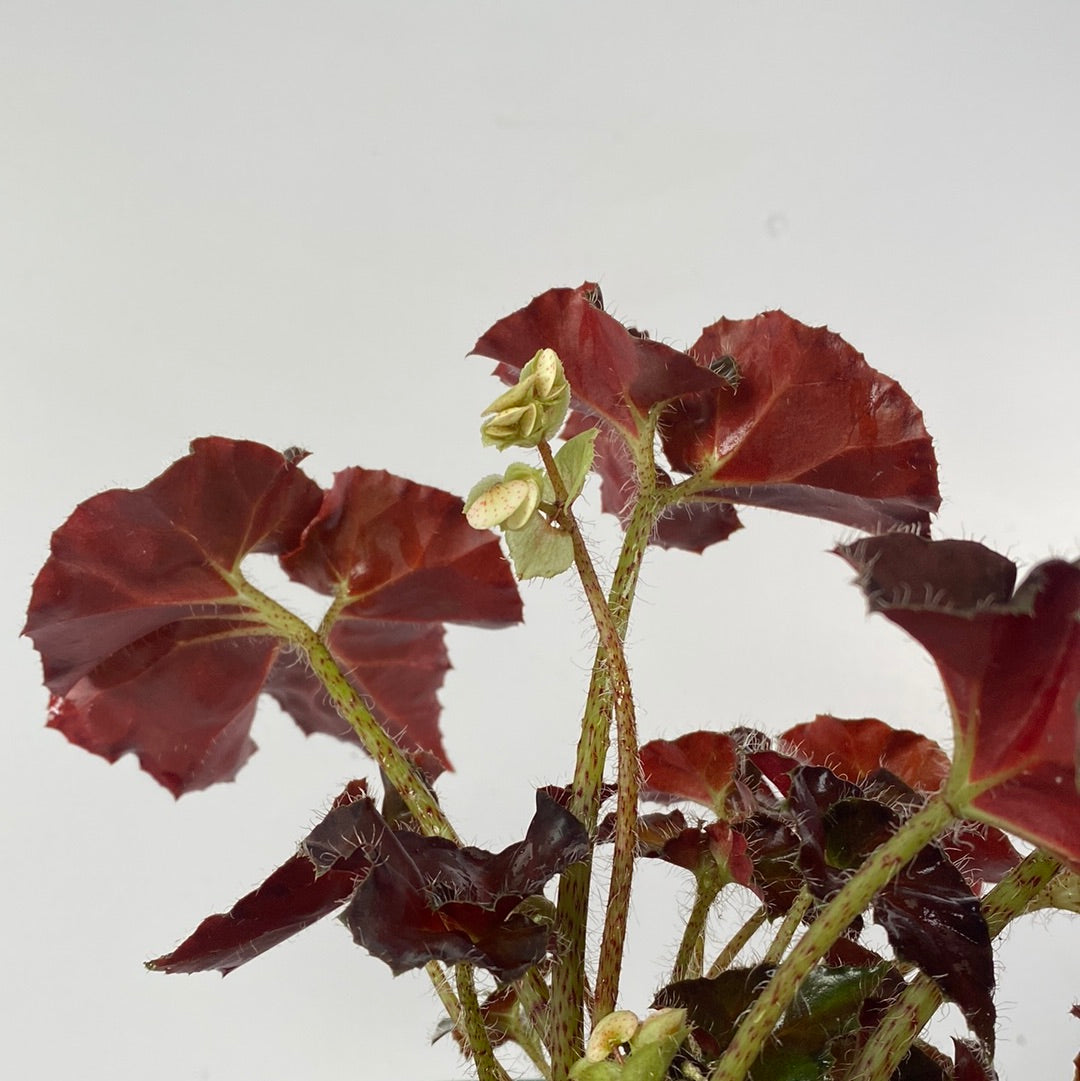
[672, 874, 725, 983]
[707, 906, 768, 978]
[228, 576, 467, 1037]
[538, 440, 642, 1023]
[542, 437, 660, 1080]
[708, 794, 956, 1081]
[760, 887, 812, 965]
[233, 576, 457, 843]
[844, 847, 1062, 1081]
[456, 965, 513, 1081]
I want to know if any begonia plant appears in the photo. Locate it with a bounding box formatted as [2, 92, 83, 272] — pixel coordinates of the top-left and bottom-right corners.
[25, 283, 1079, 1081]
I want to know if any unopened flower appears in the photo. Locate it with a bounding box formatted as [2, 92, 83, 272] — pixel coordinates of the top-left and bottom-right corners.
[585, 1010, 640, 1062]
[464, 465, 543, 531]
[480, 347, 570, 450]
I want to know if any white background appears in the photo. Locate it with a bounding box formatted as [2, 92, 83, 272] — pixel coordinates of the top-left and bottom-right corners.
[3, 3, 1078, 1078]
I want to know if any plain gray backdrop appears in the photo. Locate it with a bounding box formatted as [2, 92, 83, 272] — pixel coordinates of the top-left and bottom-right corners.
[4, 3, 1078, 1078]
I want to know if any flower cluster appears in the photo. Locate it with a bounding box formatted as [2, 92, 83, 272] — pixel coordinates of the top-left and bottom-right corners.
[480, 346, 570, 450]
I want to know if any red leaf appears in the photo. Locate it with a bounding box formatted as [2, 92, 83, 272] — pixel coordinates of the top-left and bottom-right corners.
[471, 283, 729, 440]
[640, 731, 739, 815]
[24, 438, 323, 795]
[781, 715, 951, 793]
[659, 312, 940, 534]
[278, 467, 524, 772]
[25, 439, 522, 795]
[839, 535, 1080, 870]
[148, 780, 371, 975]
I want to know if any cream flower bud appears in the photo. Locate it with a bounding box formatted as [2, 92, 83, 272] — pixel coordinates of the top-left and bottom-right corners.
[464, 467, 543, 531]
[480, 347, 570, 450]
[585, 1010, 640, 1062]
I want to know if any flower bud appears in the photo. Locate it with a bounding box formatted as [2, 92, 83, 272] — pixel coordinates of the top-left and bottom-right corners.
[464, 467, 543, 531]
[480, 347, 570, 449]
[585, 1010, 640, 1062]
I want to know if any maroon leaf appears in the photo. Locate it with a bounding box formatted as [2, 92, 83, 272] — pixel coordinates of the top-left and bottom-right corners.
[25, 440, 523, 795]
[783, 766, 995, 1042]
[838, 535, 1080, 870]
[343, 790, 590, 980]
[148, 780, 371, 975]
[566, 413, 743, 553]
[781, 715, 951, 792]
[953, 1038, 998, 1081]
[277, 466, 524, 772]
[781, 715, 1018, 888]
[24, 438, 323, 795]
[659, 311, 940, 534]
[653, 966, 775, 1060]
[471, 283, 729, 440]
[640, 731, 739, 816]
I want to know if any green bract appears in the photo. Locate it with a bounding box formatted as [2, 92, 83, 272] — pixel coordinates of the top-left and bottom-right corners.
[480, 347, 570, 449]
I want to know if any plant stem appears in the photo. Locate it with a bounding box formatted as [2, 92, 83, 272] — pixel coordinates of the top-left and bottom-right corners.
[456, 965, 513, 1081]
[229, 576, 469, 1038]
[843, 847, 1062, 1081]
[538, 439, 643, 1024]
[760, 887, 811, 965]
[232, 575, 457, 842]
[708, 794, 956, 1081]
[707, 905, 768, 978]
[541, 434, 660, 1081]
[672, 874, 725, 982]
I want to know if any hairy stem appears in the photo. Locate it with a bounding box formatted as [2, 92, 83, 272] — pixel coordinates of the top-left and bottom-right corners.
[844, 847, 1062, 1081]
[708, 795, 956, 1081]
[543, 434, 660, 1080]
[539, 439, 642, 1023]
[707, 905, 768, 978]
[229, 577, 465, 1031]
[233, 577, 456, 842]
[760, 887, 812, 965]
[672, 874, 725, 983]
[456, 965, 513, 1081]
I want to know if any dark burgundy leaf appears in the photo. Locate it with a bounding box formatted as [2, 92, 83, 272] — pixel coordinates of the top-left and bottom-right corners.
[780, 721, 1019, 889]
[873, 845, 995, 1046]
[838, 535, 1080, 870]
[471, 283, 729, 440]
[570, 414, 743, 553]
[148, 780, 371, 974]
[344, 790, 590, 980]
[653, 966, 775, 1059]
[894, 1046, 950, 1081]
[737, 812, 804, 917]
[659, 311, 940, 534]
[953, 1038, 998, 1081]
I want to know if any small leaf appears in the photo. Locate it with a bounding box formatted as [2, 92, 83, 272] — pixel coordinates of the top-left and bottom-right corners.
[640, 731, 739, 815]
[505, 510, 575, 579]
[781, 715, 951, 793]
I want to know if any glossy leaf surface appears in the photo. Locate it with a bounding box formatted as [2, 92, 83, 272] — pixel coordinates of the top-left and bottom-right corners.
[839, 534, 1080, 870]
[343, 790, 590, 980]
[148, 780, 371, 974]
[660, 311, 940, 534]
